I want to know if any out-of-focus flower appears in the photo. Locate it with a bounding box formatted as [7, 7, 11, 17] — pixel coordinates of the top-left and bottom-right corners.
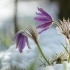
[14, 32, 30, 53]
[55, 18, 70, 40]
[55, 18, 70, 63]
[34, 7, 52, 34]
[14, 26, 39, 53]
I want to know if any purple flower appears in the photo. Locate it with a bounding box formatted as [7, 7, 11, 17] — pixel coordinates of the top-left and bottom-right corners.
[34, 7, 52, 34]
[14, 26, 39, 53]
[14, 32, 30, 53]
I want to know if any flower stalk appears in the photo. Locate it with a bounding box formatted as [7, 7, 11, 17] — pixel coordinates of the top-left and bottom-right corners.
[37, 43, 51, 65]
[68, 54, 70, 62]
[68, 39, 70, 62]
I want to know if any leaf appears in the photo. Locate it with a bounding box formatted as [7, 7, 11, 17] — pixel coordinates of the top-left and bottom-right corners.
[59, 41, 68, 53]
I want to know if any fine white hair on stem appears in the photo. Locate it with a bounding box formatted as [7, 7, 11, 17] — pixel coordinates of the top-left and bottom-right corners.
[54, 18, 70, 40]
[22, 26, 39, 44]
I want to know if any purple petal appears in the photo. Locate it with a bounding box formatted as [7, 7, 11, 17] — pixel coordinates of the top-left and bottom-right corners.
[34, 17, 49, 23]
[15, 33, 22, 48]
[18, 36, 26, 53]
[38, 27, 49, 34]
[36, 21, 52, 28]
[14, 32, 19, 41]
[37, 7, 52, 20]
[25, 38, 31, 49]
[36, 12, 44, 16]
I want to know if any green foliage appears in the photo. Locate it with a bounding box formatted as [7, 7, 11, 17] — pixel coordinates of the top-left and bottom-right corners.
[60, 42, 68, 53]
[60, 41, 70, 63]
[27, 61, 36, 70]
[0, 31, 12, 49]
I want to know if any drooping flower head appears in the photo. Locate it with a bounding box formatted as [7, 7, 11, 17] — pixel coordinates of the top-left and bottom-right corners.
[34, 7, 53, 34]
[14, 26, 39, 53]
[56, 18, 70, 40]
[14, 31, 30, 53]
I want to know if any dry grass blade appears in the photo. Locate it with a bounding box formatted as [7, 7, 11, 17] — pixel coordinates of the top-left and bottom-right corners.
[51, 52, 67, 64]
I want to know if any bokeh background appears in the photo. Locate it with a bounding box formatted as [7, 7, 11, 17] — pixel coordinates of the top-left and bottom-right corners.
[0, 0, 59, 50]
[0, 0, 70, 69]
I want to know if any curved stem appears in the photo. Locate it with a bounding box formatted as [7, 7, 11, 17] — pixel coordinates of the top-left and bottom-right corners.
[52, 20, 61, 27]
[37, 43, 51, 65]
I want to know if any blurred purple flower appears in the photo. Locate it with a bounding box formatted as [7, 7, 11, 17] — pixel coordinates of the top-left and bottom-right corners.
[14, 32, 30, 53]
[34, 7, 52, 34]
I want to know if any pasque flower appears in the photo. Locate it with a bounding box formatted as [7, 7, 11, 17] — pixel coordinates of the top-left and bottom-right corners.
[14, 26, 39, 53]
[34, 7, 52, 34]
[55, 18, 70, 40]
[14, 32, 30, 53]
[14, 26, 50, 64]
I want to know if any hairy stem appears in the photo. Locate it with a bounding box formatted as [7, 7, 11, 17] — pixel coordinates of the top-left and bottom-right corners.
[37, 43, 51, 65]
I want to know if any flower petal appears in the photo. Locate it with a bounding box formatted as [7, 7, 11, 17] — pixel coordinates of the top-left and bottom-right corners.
[36, 12, 44, 16]
[18, 36, 26, 53]
[25, 37, 31, 49]
[34, 17, 49, 23]
[38, 27, 49, 34]
[15, 33, 22, 48]
[36, 21, 51, 28]
[37, 7, 52, 20]
[14, 32, 19, 41]
[38, 7, 47, 15]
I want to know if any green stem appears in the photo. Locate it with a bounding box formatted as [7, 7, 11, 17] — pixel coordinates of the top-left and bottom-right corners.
[68, 54, 70, 63]
[37, 43, 51, 65]
[68, 39, 70, 62]
[69, 39, 70, 45]
[52, 20, 61, 26]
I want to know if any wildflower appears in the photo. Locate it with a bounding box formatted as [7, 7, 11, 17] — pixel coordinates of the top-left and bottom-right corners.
[14, 26, 39, 53]
[34, 7, 52, 34]
[55, 18, 70, 40]
[14, 26, 50, 64]
[14, 32, 30, 53]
